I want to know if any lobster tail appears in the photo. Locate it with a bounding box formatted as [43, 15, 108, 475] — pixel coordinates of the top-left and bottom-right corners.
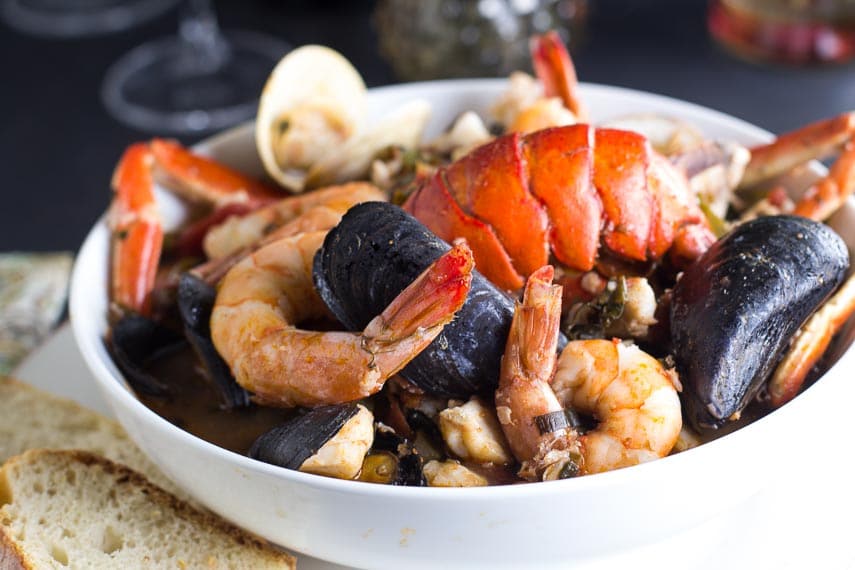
[404, 125, 711, 290]
[444, 133, 550, 279]
[525, 125, 600, 271]
[403, 170, 525, 291]
[592, 128, 654, 261]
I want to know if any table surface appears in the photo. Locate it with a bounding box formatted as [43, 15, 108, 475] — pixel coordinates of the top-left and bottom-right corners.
[3, 0, 854, 252]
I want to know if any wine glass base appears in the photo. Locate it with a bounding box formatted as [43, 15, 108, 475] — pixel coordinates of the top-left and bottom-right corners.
[101, 30, 289, 135]
[1, 0, 178, 38]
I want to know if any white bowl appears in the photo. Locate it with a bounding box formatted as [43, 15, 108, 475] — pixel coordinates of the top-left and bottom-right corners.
[70, 80, 855, 569]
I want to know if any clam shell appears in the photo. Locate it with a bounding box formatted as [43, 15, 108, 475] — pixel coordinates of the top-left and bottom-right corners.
[256, 45, 367, 192]
[306, 99, 431, 188]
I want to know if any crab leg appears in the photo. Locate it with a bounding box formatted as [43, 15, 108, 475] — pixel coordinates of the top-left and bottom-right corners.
[739, 112, 855, 189]
[530, 31, 588, 122]
[150, 138, 282, 208]
[768, 274, 855, 407]
[110, 144, 164, 316]
[792, 141, 855, 221]
[110, 138, 284, 316]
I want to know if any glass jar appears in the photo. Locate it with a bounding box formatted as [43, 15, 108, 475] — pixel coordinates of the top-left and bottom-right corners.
[708, 0, 855, 64]
[374, 0, 587, 81]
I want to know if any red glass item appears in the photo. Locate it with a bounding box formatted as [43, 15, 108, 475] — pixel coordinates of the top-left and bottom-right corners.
[708, 0, 855, 64]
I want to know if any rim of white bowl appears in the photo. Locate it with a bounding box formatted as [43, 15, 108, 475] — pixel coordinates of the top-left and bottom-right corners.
[70, 78, 855, 502]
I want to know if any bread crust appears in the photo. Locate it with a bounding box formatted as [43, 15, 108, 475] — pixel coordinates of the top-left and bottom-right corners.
[0, 381, 297, 570]
[1, 450, 296, 569]
[0, 527, 32, 570]
[0, 377, 189, 501]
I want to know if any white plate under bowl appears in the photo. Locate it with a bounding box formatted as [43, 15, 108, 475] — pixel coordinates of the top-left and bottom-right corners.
[69, 79, 855, 569]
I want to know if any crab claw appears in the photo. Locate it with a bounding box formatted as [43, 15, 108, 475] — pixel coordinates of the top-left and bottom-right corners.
[793, 141, 855, 222]
[768, 274, 855, 407]
[740, 112, 855, 189]
[110, 143, 164, 316]
[109, 138, 283, 316]
[150, 139, 281, 208]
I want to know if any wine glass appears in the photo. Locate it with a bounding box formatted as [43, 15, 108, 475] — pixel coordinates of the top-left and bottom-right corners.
[101, 0, 290, 134]
[1, 0, 179, 38]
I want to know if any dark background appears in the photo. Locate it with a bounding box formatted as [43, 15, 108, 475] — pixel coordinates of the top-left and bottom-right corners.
[2, 0, 854, 252]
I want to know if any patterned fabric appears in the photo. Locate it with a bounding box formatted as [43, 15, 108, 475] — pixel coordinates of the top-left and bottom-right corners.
[0, 253, 73, 374]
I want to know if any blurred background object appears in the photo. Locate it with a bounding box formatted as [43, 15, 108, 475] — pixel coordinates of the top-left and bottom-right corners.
[1, 0, 178, 37]
[3, 0, 855, 256]
[708, 0, 855, 64]
[0, 252, 71, 374]
[101, 0, 289, 134]
[374, 0, 587, 80]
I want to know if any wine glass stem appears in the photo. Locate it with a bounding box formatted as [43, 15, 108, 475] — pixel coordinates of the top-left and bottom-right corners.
[178, 0, 228, 73]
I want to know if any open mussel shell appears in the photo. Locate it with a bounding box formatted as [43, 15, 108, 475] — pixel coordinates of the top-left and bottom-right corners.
[249, 403, 374, 480]
[177, 273, 250, 409]
[109, 314, 184, 397]
[313, 201, 516, 398]
[671, 215, 849, 430]
[361, 426, 427, 486]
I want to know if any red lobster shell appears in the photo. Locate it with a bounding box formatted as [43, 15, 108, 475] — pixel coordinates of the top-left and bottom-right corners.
[404, 124, 715, 290]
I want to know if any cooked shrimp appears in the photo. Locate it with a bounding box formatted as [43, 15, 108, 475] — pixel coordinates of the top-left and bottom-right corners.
[510, 98, 578, 135]
[490, 72, 544, 129]
[489, 72, 577, 135]
[495, 266, 582, 481]
[203, 182, 385, 259]
[552, 339, 682, 474]
[497, 267, 682, 478]
[211, 233, 473, 407]
[489, 32, 586, 136]
[192, 185, 383, 287]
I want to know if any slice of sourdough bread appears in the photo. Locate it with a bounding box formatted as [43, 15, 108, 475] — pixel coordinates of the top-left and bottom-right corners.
[0, 449, 296, 569]
[0, 377, 185, 500]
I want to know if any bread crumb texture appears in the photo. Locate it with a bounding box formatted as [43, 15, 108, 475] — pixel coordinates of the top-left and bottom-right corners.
[0, 450, 295, 569]
[0, 377, 187, 500]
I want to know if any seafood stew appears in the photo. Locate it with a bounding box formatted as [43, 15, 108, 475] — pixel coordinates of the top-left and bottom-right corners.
[103, 33, 855, 487]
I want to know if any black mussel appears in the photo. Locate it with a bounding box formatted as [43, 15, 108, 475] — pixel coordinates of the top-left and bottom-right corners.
[249, 404, 374, 479]
[109, 314, 185, 397]
[405, 408, 446, 461]
[671, 215, 849, 430]
[361, 426, 427, 486]
[313, 202, 520, 398]
[177, 273, 251, 409]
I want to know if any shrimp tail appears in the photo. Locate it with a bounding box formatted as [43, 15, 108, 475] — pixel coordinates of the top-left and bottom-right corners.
[367, 240, 474, 345]
[213, 234, 475, 409]
[497, 265, 582, 481]
[512, 265, 561, 379]
[325, 239, 475, 403]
